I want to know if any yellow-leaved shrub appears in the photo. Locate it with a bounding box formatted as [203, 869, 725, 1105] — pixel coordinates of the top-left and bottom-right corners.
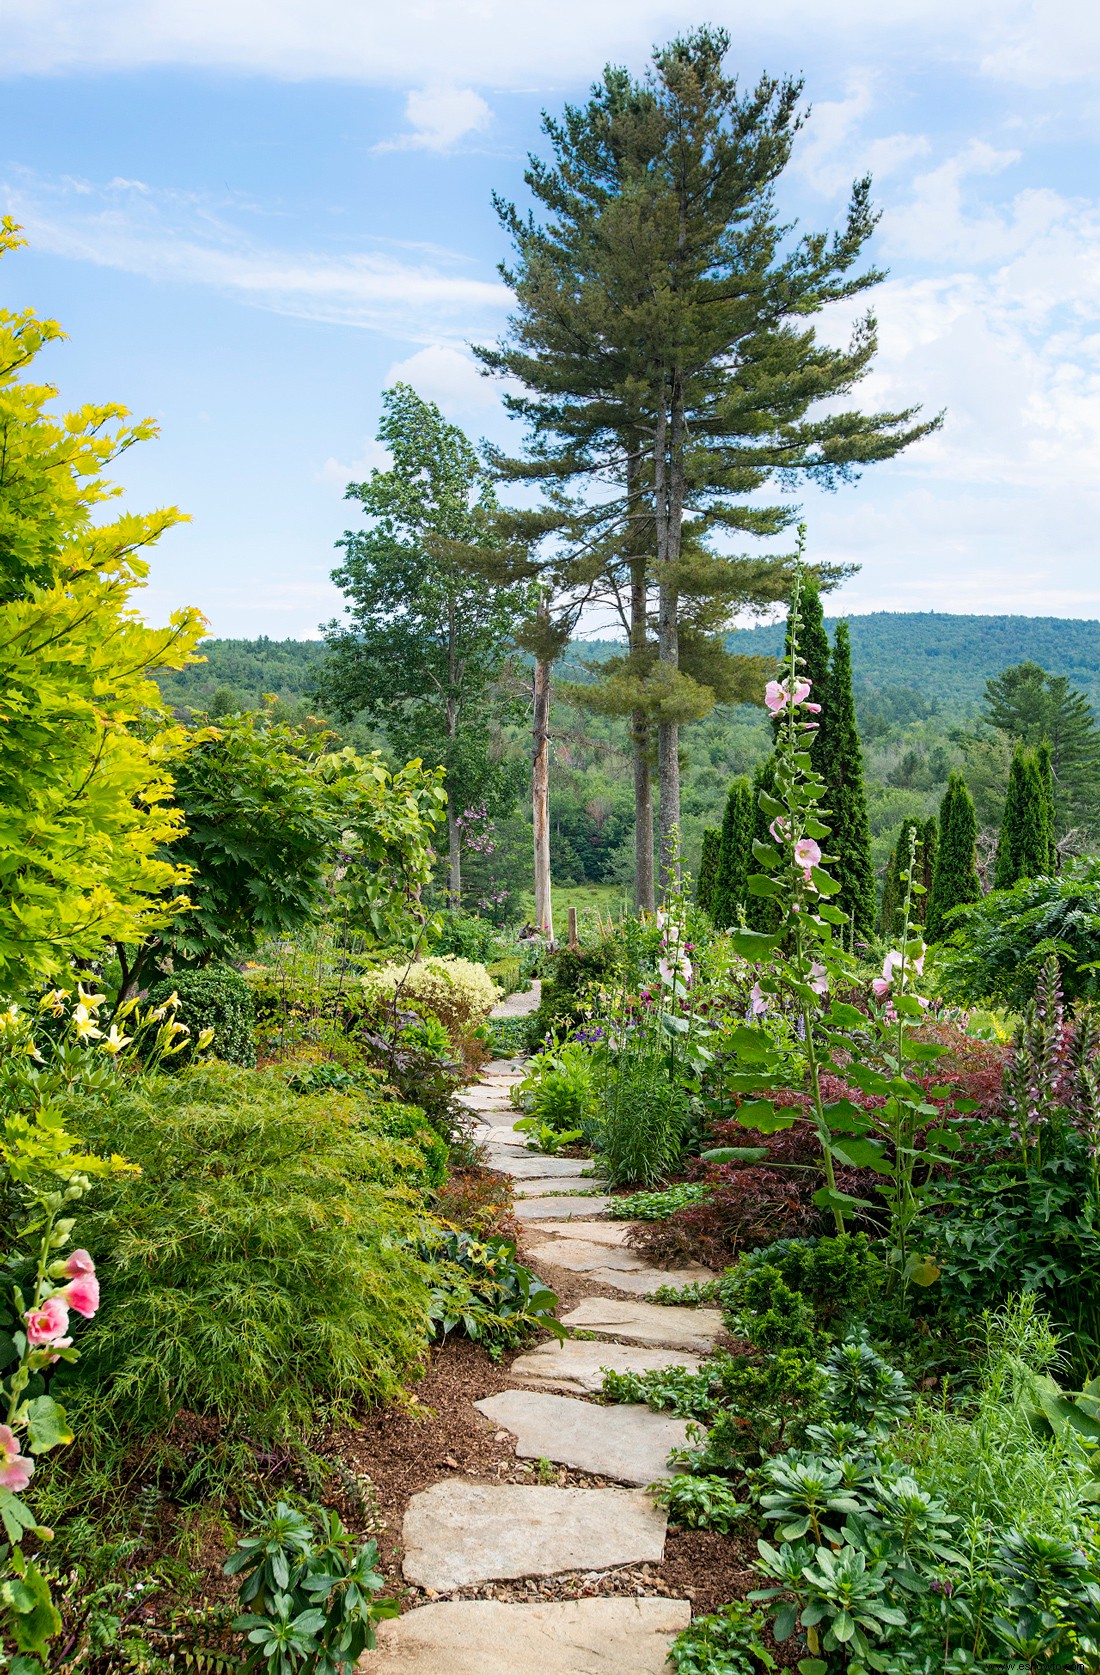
[360, 956, 500, 1036]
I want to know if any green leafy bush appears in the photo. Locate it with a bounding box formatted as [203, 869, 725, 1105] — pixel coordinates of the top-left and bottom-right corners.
[432, 914, 502, 963]
[936, 858, 1100, 1009]
[669, 1600, 775, 1674]
[147, 966, 256, 1068]
[486, 956, 522, 996]
[375, 1104, 449, 1190]
[225, 1500, 397, 1672]
[516, 1042, 597, 1134]
[650, 1473, 749, 1534]
[56, 1063, 435, 1443]
[424, 1229, 562, 1357]
[525, 943, 616, 1047]
[593, 1037, 688, 1187]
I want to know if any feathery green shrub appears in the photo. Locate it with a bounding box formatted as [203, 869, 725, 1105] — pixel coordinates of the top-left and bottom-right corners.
[56, 1063, 435, 1444]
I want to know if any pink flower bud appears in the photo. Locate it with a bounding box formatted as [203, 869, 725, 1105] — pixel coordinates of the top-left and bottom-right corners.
[0, 1425, 33, 1492]
[872, 976, 891, 999]
[62, 1249, 95, 1278]
[25, 1295, 71, 1346]
[59, 1273, 100, 1319]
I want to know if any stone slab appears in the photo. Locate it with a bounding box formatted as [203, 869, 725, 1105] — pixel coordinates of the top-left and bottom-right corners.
[475, 1389, 689, 1485]
[401, 1479, 667, 1590]
[591, 1266, 716, 1297]
[489, 1152, 597, 1180]
[515, 1195, 613, 1220]
[525, 1240, 650, 1274]
[560, 1297, 723, 1354]
[490, 979, 542, 1019]
[475, 1126, 529, 1147]
[367, 1596, 690, 1673]
[535, 1221, 639, 1246]
[509, 1338, 704, 1396]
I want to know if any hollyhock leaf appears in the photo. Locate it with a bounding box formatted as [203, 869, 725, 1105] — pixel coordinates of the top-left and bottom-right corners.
[816, 904, 847, 925]
[827, 1003, 866, 1030]
[901, 1040, 949, 1061]
[24, 1397, 73, 1453]
[822, 1099, 867, 1131]
[748, 874, 784, 898]
[809, 866, 841, 896]
[736, 1101, 795, 1133]
[812, 1185, 875, 1213]
[701, 1146, 771, 1165]
[727, 1025, 778, 1060]
[831, 1138, 890, 1173]
[730, 931, 782, 960]
[758, 792, 787, 819]
[751, 839, 780, 869]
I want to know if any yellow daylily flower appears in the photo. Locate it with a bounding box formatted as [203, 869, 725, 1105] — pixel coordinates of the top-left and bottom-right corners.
[77, 982, 106, 1011]
[102, 1025, 133, 1055]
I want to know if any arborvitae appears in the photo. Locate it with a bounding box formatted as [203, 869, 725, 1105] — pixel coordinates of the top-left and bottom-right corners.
[697, 827, 721, 914]
[821, 621, 876, 938]
[782, 574, 831, 764]
[996, 745, 1054, 888]
[926, 773, 981, 940]
[1037, 741, 1057, 872]
[746, 755, 782, 932]
[919, 818, 938, 919]
[712, 778, 754, 929]
[879, 817, 921, 937]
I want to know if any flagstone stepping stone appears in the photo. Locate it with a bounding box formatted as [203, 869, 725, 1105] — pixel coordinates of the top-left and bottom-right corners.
[525, 1239, 651, 1274]
[514, 1194, 613, 1220]
[476, 1126, 529, 1147]
[509, 1337, 703, 1396]
[483, 1059, 526, 1075]
[475, 1389, 689, 1485]
[591, 1265, 716, 1297]
[560, 1297, 723, 1355]
[489, 1152, 597, 1180]
[401, 1479, 668, 1591]
[368, 1595, 691, 1673]
[534, 1221, 639, 1246]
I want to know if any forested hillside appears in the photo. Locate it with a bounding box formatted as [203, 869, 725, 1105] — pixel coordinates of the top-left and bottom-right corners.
[162, 613, 1100, 717]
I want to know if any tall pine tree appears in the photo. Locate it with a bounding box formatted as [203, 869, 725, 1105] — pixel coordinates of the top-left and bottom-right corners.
[821, 621, 875, 937]
[712, 777, 754, 929]
[927, 773, 981, 940]
[995, 744, 1055, 888]
[697, 826, 721, 914]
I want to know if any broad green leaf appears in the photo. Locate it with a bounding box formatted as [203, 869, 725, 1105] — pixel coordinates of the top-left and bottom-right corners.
[900, 1039, 949, 1061]
[751, 839, 780, 870]
[737, 1101, 797, 1134]
[812, 1185, 875, 1213]
[747, 874, 784, 898]
[809, 866, 841, 896]
[816, 904, 848, 925]
[730, 930, 782, 960]
[701, 1146, 771, 1165]
[23, 1396, 72, 1453]
[830, 1137, 890, 1173]
[827, 1003, 866, 1030]
[905, 1256, 942, 1288]
[726, 1024, 779, 1061]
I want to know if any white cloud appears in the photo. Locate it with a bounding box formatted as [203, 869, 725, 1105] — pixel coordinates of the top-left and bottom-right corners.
[384, 343, 501, 412]
[377, 86, 492, 152]
[1, 170, 509, 338]
[794, 76, 931, 198]
[0, 0, 1086, 87]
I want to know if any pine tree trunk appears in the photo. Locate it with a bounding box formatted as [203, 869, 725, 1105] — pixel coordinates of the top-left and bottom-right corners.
[627, 449, 656, 912]
[655, 383, 685, 898]
[532, 652, 553, 935]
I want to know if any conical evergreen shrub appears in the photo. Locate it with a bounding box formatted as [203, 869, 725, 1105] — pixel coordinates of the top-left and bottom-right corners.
[920, 817, 938, 916]
[697, 827, 721, 914]
[712, 777, 753, 929]
[821, 622, 876, 938]
[927, 773, 981, 940]
[996, 745, 1052, 889]
[879, 818, 920, 937]
[1037, 740, 1057, 872]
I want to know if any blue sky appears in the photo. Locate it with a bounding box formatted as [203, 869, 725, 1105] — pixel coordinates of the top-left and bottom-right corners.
[2, 0, 1099, 637]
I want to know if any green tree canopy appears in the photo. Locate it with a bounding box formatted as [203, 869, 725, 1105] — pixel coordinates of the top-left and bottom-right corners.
[0, 221, 205, 993]
[983, 661, 1100, 831]
[317, 385, 534, 904]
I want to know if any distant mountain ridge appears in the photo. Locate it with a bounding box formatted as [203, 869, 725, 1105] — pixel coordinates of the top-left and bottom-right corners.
[569, 613, 1100, 712]
[158, 613, 1100, 716]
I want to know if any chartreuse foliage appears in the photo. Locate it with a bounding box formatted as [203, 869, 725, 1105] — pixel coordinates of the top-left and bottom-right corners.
[50, 1064, 436, 1446]
[0, 219, 205, 991]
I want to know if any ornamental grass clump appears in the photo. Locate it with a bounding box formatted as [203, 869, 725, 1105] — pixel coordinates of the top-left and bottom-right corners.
[54, 1063, 436, 1447]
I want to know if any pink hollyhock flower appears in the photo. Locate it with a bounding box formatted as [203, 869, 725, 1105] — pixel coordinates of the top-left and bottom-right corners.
[872, 976, 892, 999]
[809, 962, 828, 996]
[794, 838, 821, 878]
[62, 1249, 95, 1279]
[25, 1295, 71, 1347]
[750, 982, 767, 1015]
[59, 1273, 100, 1319]
[792, 679, 812, 705]
[0, 1425, 33, 1493]
[804, 702, 822, 713]
[764, 680, 788, 715]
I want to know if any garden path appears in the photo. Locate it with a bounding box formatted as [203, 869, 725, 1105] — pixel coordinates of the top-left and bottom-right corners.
[367, 1057, 722, 1672]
